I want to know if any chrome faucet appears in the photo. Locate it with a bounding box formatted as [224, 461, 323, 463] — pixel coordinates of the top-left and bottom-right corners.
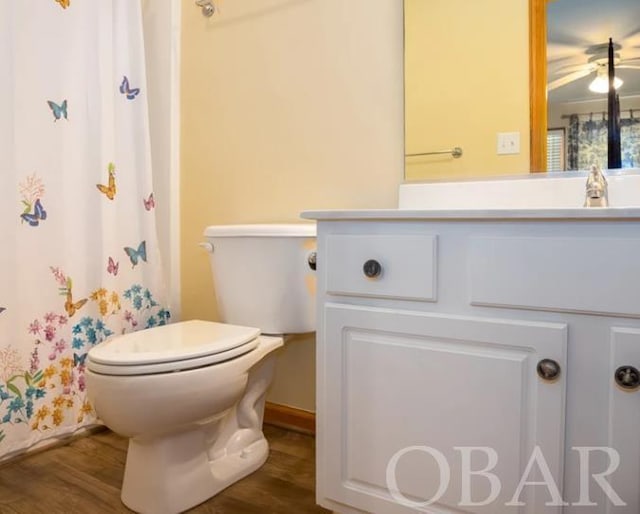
[584, 164, 608, 207]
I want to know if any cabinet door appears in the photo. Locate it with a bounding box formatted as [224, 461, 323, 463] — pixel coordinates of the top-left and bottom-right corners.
[606, 328, 640, 513]
[319, 305, 567, 514]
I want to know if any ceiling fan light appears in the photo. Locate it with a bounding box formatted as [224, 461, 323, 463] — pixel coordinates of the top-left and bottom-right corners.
[588, 75, 623, 94]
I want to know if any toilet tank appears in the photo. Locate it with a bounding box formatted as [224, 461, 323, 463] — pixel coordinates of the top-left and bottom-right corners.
[202, 224, 316, 334]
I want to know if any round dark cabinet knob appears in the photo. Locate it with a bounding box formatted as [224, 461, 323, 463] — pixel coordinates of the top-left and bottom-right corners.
[537, 359, 561, 381]
[615, 366, 640, 390]
[363, 259, 382, 278]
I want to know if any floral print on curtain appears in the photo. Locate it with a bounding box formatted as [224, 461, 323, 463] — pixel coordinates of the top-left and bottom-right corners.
[621, 113, 640, 168]
[567, 114, 580, 171]
[0, 1, 169, 459]
[567, 111, 640, 170]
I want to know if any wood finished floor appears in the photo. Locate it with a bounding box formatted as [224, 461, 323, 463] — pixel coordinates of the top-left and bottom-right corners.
[0, 425, 330, 514]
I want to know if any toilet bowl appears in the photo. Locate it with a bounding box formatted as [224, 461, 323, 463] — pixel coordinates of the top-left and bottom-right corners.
[86, 224, 316, 513]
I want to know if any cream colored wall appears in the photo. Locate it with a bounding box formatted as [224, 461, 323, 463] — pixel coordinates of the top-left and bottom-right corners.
[181, 0, 404, 411]
[404, 0, 530, 180]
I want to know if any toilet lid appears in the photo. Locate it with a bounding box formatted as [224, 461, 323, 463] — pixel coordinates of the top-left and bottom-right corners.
[88, 320, 260, 372]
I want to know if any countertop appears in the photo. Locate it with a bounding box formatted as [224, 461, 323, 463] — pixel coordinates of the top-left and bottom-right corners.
[301, 208, 640, 221]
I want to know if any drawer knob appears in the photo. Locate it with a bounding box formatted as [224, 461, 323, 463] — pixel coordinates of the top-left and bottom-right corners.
[615, 366, 640, 390]
[363, 259, 382, 278]
[537, 359, 561, 381]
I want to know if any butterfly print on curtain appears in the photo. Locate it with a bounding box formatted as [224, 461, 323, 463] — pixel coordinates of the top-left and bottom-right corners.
[19, 174, 47, 228]
[47, 100, 68, 121]
[119, 76, 140, 100]
[96, 162, 116, 200]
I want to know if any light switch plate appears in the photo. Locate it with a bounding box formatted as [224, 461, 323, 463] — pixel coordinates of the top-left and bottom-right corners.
[497, 132, 520, 155]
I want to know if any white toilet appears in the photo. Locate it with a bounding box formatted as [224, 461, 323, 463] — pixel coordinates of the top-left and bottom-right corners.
[86, 223, 316, 514]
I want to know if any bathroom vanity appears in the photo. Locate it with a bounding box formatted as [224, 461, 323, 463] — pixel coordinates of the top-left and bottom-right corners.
[303, 188, 640, 514]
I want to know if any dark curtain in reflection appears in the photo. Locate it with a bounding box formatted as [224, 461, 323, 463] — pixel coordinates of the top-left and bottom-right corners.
[567, 112, 640, 170]
[567, 115, 580, 170]
[621, 113, 640, 168]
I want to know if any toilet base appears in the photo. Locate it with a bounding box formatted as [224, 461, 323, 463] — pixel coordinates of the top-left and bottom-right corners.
[121, 428, 269, 514]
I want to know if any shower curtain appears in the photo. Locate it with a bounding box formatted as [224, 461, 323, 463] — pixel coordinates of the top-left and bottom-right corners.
[0, 1, 170, 459]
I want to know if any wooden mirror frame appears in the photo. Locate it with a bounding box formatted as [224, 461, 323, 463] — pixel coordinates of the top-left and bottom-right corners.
[530, 0, 547, 172]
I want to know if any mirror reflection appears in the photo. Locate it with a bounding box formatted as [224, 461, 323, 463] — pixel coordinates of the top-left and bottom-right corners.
[404, 0, 640, 181]
[404, 0, 530, 181]
[546, 0, 640, 171]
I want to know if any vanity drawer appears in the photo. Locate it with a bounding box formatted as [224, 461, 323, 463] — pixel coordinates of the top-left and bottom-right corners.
[470, 236, 640, 317]
[325, 234, 437, 301]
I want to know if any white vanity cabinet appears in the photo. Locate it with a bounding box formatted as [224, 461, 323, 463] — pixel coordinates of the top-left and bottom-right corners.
[303, 211, 640, 514]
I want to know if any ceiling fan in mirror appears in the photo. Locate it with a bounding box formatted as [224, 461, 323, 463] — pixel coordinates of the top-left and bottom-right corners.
[548, 40, 640, 92]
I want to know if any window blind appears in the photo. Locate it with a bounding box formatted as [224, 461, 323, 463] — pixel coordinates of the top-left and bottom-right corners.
[547, 128, 565, 171]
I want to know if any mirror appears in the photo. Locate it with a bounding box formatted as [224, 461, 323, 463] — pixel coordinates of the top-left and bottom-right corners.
[406, 0, 640, 180]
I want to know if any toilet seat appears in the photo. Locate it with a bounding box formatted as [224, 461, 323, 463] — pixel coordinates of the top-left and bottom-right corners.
[87, 320, 261, 376]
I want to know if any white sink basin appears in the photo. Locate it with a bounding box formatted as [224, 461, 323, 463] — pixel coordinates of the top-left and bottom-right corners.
[399, 169, 640, 210]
